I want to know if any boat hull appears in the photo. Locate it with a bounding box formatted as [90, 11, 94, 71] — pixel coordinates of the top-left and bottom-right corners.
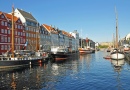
[110, 53, 125, 60]
[0, 57, 47, 68]
[51, 52, 68, 62]
[0, 60, 30, 68]
[79, 50, 92, 54]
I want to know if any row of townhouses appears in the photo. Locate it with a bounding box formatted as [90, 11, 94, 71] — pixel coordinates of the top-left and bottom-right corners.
[0, 8, 79, 54]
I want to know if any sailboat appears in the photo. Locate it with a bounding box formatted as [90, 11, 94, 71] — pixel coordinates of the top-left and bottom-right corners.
[110, 7, 125, 60]
[0, 6, 43, 68]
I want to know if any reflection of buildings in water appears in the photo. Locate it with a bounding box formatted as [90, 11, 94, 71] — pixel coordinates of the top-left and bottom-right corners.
[0, 63, 51, 90]
[0, 59, 80, 90]
[79, 54, 92, 71]
[111, 59, 125, 90]
[11, 73, 16, 90]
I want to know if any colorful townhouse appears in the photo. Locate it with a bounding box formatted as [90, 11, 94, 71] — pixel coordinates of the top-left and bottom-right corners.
[0, 11, 25, 54]
[40, 24, 51, 52]
[14, 8, 39, 51]
[42, 24, 79, 53]
[42, 24, 59, 48]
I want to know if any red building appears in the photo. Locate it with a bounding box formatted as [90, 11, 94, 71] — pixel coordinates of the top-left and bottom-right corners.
[0, 11, 26, 54]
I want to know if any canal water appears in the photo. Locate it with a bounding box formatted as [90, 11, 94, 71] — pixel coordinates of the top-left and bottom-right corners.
[0, 51, 130, 90]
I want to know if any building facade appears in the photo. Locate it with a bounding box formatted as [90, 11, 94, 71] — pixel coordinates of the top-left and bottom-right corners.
[14, 8, 39, 51]
[0, 11, 25, 54]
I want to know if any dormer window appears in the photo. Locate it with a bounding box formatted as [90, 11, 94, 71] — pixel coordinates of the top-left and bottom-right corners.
[18, 19, 20, 23]
[1, 15, 4, 18]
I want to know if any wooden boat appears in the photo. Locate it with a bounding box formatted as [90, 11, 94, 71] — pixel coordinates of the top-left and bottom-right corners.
[110, 7, 125, 60]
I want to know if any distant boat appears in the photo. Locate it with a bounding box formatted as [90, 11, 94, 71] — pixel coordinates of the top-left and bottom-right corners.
[123, 44, 130, 52]
[107, 48, 111, 52]
[79, 38, 92, 54]
[110, 7, 125, 60]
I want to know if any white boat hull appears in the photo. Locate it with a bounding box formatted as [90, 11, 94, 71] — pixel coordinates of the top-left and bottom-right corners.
[111, 53, 125, 60]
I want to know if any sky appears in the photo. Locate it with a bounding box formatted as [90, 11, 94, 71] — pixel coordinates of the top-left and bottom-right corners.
[0, 0, 130, 43]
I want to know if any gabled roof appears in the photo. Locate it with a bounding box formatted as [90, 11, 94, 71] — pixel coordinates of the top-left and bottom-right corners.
[16, 8, 37, 22]
[0, 11, 11, 21]
[62, 30, 73, 38]
[42, 24, 58, 34]
[4, 13, 19, 22]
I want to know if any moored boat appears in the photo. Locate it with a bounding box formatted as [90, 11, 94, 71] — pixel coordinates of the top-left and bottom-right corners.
[50, 46, 69, 62]
[0, 50, 43, 68]
[110, 7, 125, 60]
[79, 48, 92, 54]
[110, 49, 125, 60]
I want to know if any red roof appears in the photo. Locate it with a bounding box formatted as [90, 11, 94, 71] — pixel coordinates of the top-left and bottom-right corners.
[43, 24, 58, 34]
[4, 13, 18, 22]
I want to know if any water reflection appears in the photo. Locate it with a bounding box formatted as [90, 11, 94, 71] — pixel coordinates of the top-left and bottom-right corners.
[111, 59, 125, 72]
[79, 54, 94, 71]
[0, 55, 80, 90]
[1, 52, 130, 90]
[111, 59, 125, 90]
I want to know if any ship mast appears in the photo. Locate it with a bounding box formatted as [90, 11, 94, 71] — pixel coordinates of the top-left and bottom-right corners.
[36, 22, 39, 51]
[115, 6, 118, 48]
[11, 5, 15, 58]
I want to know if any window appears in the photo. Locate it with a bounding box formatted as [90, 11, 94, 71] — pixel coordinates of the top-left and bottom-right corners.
[15, 31, 17, 35]
[1, 21, 4, 26]
[26, 27, 28, 30]
[15, 38, 17, 43]
[1, 36, 4, 42]
[26, 33, 28, 37]
[18, 32, 20, 35]
[8, 30, 10, 34]
[21, 26, 23, 29]
[5, 29, 7, 34]
[1, 15, 4, 18]
[5, 22, 7, 26]
[8, 37, 10, 42]
[18, 19, 20, 23]
[1, 29, 4, 33]
[15, 24, 17, 28]
[21, 32, 22, 36]
[5, 45, 7, 50]
[8, 45, 10, 50]
[1, 45, 4, 50]
[18, 38, 20, 44]
[5, 37, 7, 42]
[18, 25, 20, 29]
